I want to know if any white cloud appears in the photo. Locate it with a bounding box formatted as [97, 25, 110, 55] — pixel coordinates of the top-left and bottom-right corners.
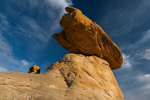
[43, 0, 73, 30]
[142, 48, 150, 60]
[46, 0, 73, 30]
[13, 0, 73, 50]
[0, 13, 32, 71]
[0, 66, 7, 72]
[46, 0, 72, 9]
[18, 0, 72, 31]
[138, 74, 150, 82]
[135, 30, 150, 48]
[121, 30, 150, 53]
[0, 56, 34, 72]
[0, 13, 9, 31]
[136, 74, 150, 99]
[21, 60, 29, 66]
[0, 0, 73, 73]
[0, 14, 11, 51]
[101, 1, 150, 37]
[122, 53, 132, 68]
[133, 30, 150, 60]
[99, 1, 150, 99]
[15, 16, 49, 43]
[136, 30, 150, 45]
[117, 73, 150, 100]
[0, 34, 12, 57]
[0, 13, 12, 57]
[135, 48, 150, 60]
[119, 30, 150, 100]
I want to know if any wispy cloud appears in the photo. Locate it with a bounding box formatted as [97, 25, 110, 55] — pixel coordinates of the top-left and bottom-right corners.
[142, 48, 150, 60]
[21, 59, 29, 66]
[114, 29, 150, 100]
[122, 53, 132, 68]
[0, 13, 12, 57]
[100, 0, 150, 37]
[15, 0, 72, 32]
[0, 0, 73, 73]
[0, 66, 7, 72]
[136, 48, 150, 60]
[0, 56, 33, 72]
[115, 35, 150, 100]
[114, 69, 150, 100]
[120, 29, 150, 54]
[133, 74, 150, 100]
[138, 30, 150, 44]
[0, 33, 33, 72]
[15, 16, 49, 43]
[130, 30, 150, 50]
[138, 74, 150, 82]
[0, 34, 12, 57]
[0, 13, 9, 31]
[12, 0, 73, 50]
[0, 13, 33, 73]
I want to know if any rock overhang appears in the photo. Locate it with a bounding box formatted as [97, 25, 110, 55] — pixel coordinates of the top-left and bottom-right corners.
[53, 6, 123, 70]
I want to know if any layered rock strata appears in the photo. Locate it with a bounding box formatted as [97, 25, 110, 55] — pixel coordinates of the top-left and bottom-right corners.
[53, 6, 123, 70]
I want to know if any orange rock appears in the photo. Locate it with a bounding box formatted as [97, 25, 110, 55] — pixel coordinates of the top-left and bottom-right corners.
[53, 6, 123, 70]
[28, 65, 40, 74]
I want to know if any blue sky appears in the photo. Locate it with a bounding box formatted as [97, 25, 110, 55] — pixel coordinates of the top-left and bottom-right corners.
[0, 0, 150, 100]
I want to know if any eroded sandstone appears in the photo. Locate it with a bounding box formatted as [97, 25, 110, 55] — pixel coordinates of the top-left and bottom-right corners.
[53, 6, 123, 70]
[0, 54, 125, 100]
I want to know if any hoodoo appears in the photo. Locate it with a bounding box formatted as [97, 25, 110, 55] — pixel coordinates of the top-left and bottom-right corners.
[0, 6, 125, 100]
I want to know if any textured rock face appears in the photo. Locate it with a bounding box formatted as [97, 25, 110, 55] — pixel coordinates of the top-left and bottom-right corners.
[0, 54, 124, 100]
[53, 6, 123, 70]
[0, 71, 68, 100]
[28, 65, 40, 74]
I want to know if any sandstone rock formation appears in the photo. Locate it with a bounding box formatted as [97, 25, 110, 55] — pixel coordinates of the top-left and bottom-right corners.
[53, 6, 123, 70]
[0, 6, 124, 100]
[0, 54, 124, 100]
[28, 65, 40, 74]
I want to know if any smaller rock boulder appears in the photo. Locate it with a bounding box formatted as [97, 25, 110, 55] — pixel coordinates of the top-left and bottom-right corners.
[28, 65, 40, 74]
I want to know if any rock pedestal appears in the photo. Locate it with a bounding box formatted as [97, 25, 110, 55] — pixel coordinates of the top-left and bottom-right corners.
[0, 54, 124, 100]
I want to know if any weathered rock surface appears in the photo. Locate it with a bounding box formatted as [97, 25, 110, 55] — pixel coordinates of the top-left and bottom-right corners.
[28, 65, 40, 74]
[53, 6, 123, 70]
[0, 54, 124, 100]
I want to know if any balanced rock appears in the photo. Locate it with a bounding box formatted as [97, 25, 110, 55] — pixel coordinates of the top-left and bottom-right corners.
[0, 54, 125, 100]
[28, 65, 40, 74]
[53, 6, 123, 70]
